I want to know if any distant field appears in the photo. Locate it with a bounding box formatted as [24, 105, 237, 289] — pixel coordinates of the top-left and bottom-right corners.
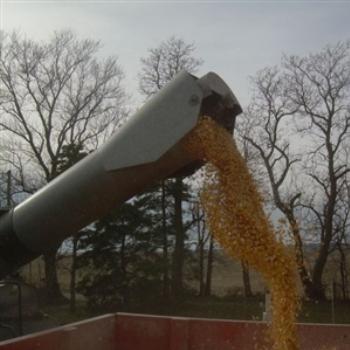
[20, 247, 350, 300]
[18, 249, 350, 325]
[20, 250, 266, 298]
[187, 250, 267, 296]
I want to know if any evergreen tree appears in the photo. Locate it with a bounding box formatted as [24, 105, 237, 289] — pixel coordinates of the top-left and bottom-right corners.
[77, 190, 168, 310]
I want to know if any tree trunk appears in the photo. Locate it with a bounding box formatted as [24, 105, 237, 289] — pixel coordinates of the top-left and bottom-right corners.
[171, 178, 185, 297]
[337, 243, 348, 300]
[38, 258, 42, 283]
[199, 239, 205, 296]
[310, 137, 338, 300]
[120, 231, 129, 305]
[195, 203, 206, 297]
[44, 249, 65, 303]
[70, 236, 78, 313]
[241, 261, 253, 297]
[285, 211, 317, 300]
[311, 192, 335, 301]
[161, 182, 170, 299]
[311, 243, 330, 300]
[204, 235, 214, 296]
[6, 170, 12, 208]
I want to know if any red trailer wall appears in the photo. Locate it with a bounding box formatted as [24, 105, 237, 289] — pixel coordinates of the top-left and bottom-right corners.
[0, 313, 349, 350]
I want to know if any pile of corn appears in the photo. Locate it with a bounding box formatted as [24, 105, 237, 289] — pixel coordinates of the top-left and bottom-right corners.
[185, 117, 300, 350]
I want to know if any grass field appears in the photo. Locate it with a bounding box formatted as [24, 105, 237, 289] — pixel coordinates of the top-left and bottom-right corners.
[20, 248, 346, 299]
[20, 250, 267, 298]
[38, 295, 350, 327]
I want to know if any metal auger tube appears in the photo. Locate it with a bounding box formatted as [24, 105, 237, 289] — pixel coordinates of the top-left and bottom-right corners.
[0, 70, 242, 278]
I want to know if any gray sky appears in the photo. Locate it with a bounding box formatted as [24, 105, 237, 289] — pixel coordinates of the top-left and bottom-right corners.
[1, 0, 350, 107]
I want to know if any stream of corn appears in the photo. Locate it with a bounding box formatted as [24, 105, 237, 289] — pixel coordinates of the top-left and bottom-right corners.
[185, 117, 300, 350]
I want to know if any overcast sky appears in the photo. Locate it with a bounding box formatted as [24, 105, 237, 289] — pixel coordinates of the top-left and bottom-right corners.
[1, 0, 350, 108]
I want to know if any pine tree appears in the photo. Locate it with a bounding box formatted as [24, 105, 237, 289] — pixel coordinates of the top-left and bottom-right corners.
[77, 190, 167, 310]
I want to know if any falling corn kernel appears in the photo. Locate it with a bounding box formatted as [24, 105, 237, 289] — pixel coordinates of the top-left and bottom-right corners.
[184, 117, 300, 350]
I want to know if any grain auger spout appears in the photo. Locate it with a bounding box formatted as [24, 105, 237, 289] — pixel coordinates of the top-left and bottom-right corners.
[0, 70, 242, 278]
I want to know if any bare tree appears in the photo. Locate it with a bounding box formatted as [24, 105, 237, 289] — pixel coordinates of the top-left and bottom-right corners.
[204, 234, 214, 297]
[0, 30, 127, 301]
[139, 36, 203, 97]
[238, 66, 317, 298]
[284, 41, 350, 299]
[191, 200, 209, 296]
[241, 42, 350, 300]
[328, 163, 350, 299]
[138, 36, 203, 297]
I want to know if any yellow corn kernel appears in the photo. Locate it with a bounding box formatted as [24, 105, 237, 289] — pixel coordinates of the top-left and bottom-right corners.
[184, 117, 300, 350]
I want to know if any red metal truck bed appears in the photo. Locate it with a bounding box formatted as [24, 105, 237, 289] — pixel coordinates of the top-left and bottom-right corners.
[0, 313, 349, 349]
